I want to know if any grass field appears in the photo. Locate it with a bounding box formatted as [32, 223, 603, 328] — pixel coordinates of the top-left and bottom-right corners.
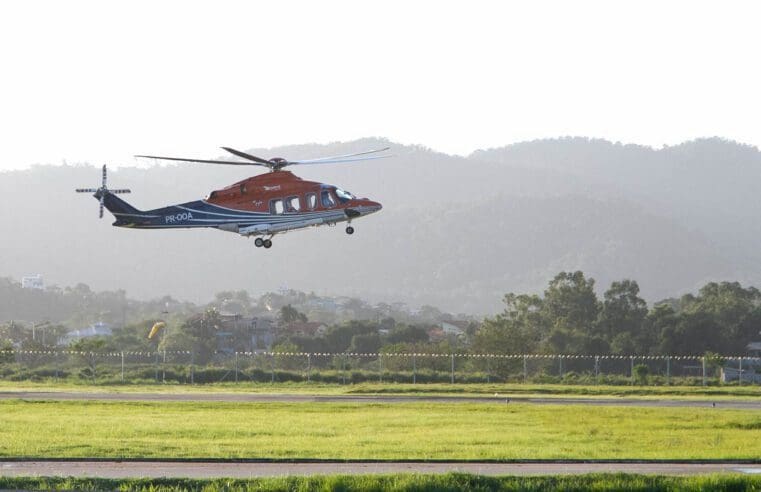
[1, 399, 760, 460]
[1, 473, 760, 492]
[1, 380, 760, 400]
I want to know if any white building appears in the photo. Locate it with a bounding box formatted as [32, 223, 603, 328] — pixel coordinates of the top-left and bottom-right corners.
[21, 274, 44, 290]
[61, 322, 112, 345]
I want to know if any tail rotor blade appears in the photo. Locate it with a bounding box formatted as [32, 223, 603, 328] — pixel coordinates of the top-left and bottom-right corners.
[76, 188, 98, 193]
[99, 195, 105, 218]
[102, 164, 107, 188]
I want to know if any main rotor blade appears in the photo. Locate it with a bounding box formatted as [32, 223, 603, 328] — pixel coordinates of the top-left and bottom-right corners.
[290, 147, 391, 164]
[289, 154, 393, 166]
[221, 147, 277, 166]
[135, 155, 270, 167]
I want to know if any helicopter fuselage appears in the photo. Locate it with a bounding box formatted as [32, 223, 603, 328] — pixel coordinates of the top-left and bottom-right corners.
[100, 171, 382, 240]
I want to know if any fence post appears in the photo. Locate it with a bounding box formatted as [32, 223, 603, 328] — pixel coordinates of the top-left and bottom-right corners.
[235, 352, 239, 383]
[702, 356, 706, 386]
[739, 357, 743, 386]
[559, 355, 563, 378]
[595, 356, 599, 384]
[666, 356, 670, 386]
[450, 354, 455, 384]
[190, 351, 195, 385]
[486, 356, 490, 384]
[155, 351, 159, 383]
[630, 356, 634, 385]
[121, 351, 125, 383]
[342, 355, 346, 385]
[270, 353, 275, 383]
[307, 353, 311, 383]
[413, 353, 417, 384]
[162, 350, 166, 383]
[379, 353, 383, 383]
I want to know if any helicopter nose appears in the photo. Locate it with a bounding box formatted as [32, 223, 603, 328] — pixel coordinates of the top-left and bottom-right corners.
[360, 200, 382, 215]
[345, 200, 382, 218]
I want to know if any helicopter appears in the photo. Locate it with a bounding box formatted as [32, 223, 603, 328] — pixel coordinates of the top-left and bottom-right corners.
[76, 147, 388, 248]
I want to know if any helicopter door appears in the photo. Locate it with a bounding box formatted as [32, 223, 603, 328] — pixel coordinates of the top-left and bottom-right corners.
[306, 193, 317, 210]
[321, 190, 336, 208]
[269, 199, 284, 215]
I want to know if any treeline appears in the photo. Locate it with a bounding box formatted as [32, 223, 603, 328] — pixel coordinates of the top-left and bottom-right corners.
[475, 271, 761, 356]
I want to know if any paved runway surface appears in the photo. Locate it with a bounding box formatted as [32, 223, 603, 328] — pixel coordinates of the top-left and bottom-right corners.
[0, 391, 759, 409]
[1, 461, 761, 478]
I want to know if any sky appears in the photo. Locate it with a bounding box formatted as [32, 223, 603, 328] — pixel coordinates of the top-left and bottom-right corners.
[1, 0, 760, 170]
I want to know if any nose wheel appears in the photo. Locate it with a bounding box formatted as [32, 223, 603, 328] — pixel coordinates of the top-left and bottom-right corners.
[346, 225, 354, 235]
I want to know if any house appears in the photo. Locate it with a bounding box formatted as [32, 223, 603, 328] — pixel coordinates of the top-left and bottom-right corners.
[62, 322, 112, 345]
[721, 342, 761, 383]
[217, 314, 275, 352]
[441, 321, 470, 337]
[21, 274, 44, 290]
[427, 327, 446, 342]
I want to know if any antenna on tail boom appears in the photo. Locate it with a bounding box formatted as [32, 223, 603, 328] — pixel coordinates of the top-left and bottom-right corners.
[75, 165, 131, 218]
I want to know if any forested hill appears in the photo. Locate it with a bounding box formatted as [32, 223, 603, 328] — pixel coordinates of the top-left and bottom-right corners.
[0, 137, 757, 313]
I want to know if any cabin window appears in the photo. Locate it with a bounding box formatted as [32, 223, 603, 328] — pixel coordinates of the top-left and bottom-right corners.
[306, 193, 317, 210]
[321, 190, 336, 208]
[208, 191, 218, 199]
[239, 184, 247, 194]
[286, 196, 301, 212]
[270, 199, 284, 215]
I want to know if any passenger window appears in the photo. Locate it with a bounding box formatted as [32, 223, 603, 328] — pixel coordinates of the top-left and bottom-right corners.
[286, 196, 301, 212]
[306, 193, 317, 210]
[270, 199, 284, 214]
[321, 190, 336, 208]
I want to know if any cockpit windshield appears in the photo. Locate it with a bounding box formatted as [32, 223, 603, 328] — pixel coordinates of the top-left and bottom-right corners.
[335, 187, 355, 204]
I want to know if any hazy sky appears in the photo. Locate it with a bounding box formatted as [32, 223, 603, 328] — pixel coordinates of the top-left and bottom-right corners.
[1, 0, 759, 170]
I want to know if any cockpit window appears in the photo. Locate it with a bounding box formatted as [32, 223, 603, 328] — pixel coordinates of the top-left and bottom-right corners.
[335, 188, 355, 204]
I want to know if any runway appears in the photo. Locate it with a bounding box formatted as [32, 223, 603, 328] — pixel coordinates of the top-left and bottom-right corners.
[0, 391, 759, 409]
[1, 460, 760, 478]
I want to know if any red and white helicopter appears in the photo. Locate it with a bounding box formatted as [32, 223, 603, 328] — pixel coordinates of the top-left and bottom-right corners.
[76, 147, 388, 249]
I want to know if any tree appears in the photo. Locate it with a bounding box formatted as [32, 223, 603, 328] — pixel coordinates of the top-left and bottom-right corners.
[597, 280, 648, 349]
[279, 304, 307, 324]
[70, 337, 109, 383]
[387, 325, 429, 345]
[349, 333, 382, 354]
[543, 271, 599, 337]
[177, 308, 222, 364]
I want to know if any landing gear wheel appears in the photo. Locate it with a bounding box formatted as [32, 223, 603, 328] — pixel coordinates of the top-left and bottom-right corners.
[346, 226, 355, 235]
[263, 239, 273, 248]
[254, 237, 264, 248]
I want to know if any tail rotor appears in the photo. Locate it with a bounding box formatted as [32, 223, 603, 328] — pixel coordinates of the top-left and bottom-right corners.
[76, 165, 131, 218]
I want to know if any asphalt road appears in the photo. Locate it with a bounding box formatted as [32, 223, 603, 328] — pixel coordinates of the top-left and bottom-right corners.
[0, 391, 760, 409]
[1, 460, 761, 478]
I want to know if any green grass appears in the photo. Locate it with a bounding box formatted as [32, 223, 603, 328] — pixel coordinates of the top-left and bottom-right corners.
[1, 473, 760, 491]
[1, 400, 760, 460]
[1, 380, 760, 400]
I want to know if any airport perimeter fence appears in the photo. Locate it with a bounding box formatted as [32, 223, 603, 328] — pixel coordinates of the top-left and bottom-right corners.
[1, 350, 760, 386]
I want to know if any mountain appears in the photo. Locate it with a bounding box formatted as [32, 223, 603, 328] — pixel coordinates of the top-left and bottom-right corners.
[0, 137, 755, 314]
